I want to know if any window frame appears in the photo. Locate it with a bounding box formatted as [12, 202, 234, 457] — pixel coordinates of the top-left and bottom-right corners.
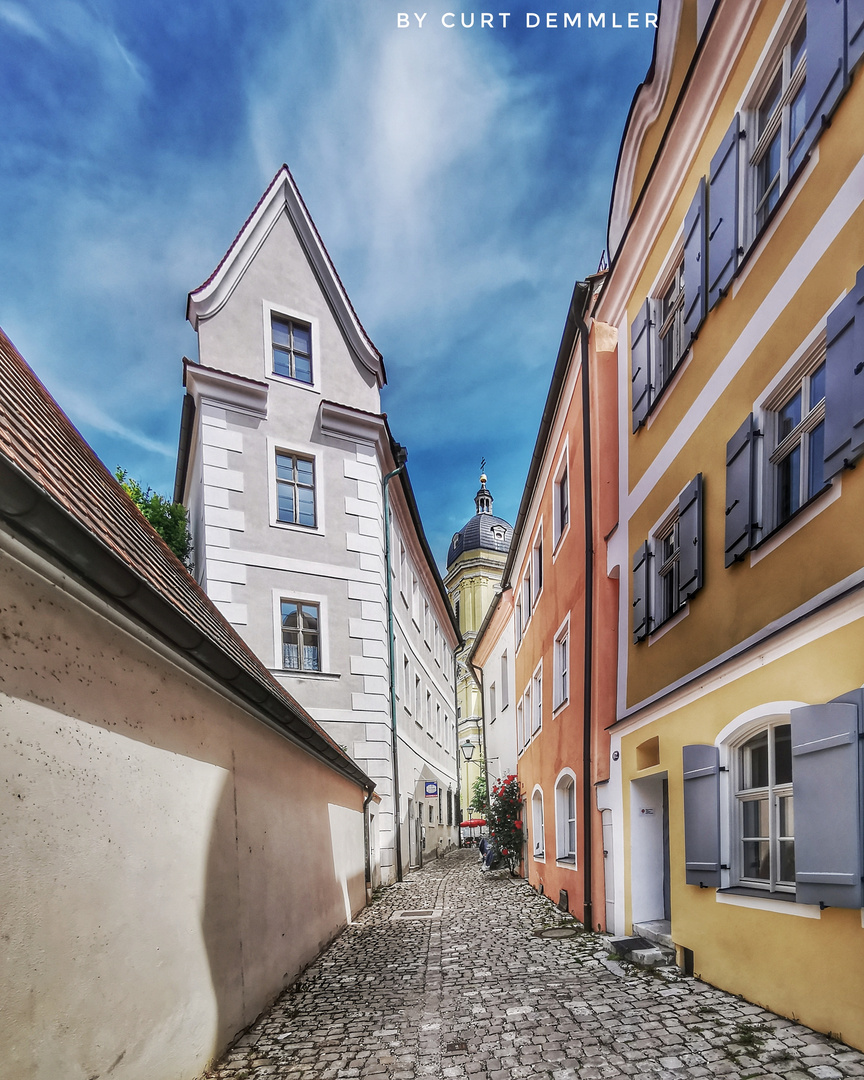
[531, 786, 545, 861]
[274, 449, 317, 529]
[271, 589, 328, 675]
[553, 616, 570, 712]
[268, 438, 323, 534]
[263, 301, 320, 392]
[654, 254, 686, 398]
[554, 770, 578, 866]
[552, 443, 570, 553]
[731, 720, 795, 894]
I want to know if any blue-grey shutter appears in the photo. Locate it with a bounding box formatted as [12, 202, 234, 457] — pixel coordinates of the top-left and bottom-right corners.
[849, 0, 864, 77]
[632, 541, 650, 643]
[791, 690, 863, 909]
[683, 744, 721, 888]
[724, 414, 756, 566]
[683, 179, 707, 347]
[823, 267, 864, 482]
[677, 473, 703, 604]
[707, 115, 740, 310]
[802, 0, 845, 155]
[631, 301, 652, 431]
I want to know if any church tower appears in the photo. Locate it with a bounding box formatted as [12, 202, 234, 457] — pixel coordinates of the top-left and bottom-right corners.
[444, 471, 512, 817]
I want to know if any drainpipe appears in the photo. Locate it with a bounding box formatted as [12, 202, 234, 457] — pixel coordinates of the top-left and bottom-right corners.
[383, 445, 408, 883]
[575, 283, 595, 932]
[476, 667, 491, 818]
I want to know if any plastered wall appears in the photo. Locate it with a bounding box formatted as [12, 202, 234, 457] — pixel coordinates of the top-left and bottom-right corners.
[0, 542, 367, 1080]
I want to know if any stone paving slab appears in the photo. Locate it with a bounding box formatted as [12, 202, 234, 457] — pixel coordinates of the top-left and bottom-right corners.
[202, 850, 863, 1080]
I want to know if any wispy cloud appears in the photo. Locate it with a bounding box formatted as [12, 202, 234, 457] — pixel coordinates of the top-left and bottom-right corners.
[0, 2, 49, 43]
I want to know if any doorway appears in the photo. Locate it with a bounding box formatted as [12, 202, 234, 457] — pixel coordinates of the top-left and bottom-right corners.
[630, 772, 671, 926]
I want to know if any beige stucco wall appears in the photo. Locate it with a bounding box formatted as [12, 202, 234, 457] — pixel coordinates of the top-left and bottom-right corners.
[0, 538, 367, 1080]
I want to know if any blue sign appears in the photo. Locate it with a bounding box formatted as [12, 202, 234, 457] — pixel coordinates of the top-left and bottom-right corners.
[424, 781, 438, 797]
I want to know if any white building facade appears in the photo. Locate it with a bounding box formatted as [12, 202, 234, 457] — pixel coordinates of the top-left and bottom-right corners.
[175, 166, 459, 884]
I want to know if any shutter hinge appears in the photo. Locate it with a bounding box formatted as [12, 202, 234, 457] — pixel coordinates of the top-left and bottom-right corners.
[854, 361, 863, 375]
[719, 766, 728, 772]
[720, 864, 730, 870]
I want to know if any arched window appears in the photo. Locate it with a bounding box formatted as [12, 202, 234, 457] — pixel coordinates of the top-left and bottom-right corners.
[734, 721, 794, 891]
[555, 771, 577, 864]
[531, 787, 545, 860]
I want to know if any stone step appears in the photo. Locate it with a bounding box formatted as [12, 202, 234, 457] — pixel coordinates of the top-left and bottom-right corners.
[632, 920, 675, 950]
[609, 934, 676, 969]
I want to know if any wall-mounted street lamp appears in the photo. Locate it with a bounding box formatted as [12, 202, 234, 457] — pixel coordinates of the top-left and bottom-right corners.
[460, 739, 476, 761]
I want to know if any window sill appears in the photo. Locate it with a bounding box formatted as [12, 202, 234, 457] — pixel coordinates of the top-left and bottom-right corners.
[717, 886, 795, 903]
[271, 519, 324, 536]
[556, 856, 577, 868]
[272, 668, 339, 681]
[750, 481, 837, 565]
[647, 604, 689, 644]
[268, 371, 320, 395]
[552, 523, 571, 562]
[715, 888, 821, 919]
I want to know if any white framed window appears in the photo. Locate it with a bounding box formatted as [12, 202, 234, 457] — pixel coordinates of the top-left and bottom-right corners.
[554, 770, 577, 864]
[264, 301, 320, 391]
[489, 682, 497, 725]
[275, 450, 316, 528]
[765, 354, 826, 531]
[748, 11, 807, 236]
[655, 255, 686, 395]
[522, 573, 532, 627]
[399, 542, 407, 602]
[531, 526, 543, 604]
[516, 699, 525, 752]
[734, 722, 794, 892]
[280, 599, 320, 671]
[500, 651, 509, 709]
[652, 506, 681, 629]
[531, 786, 545, 859]
[553, 447, 570, 550]
[414, 675, 422, 724]
[402, 653, 409, 705]
[515, 595, 523, 646]
[423, 599, 430, 646]
[412, 576, 420, 626]
[532, 665, 542, 735]
[553, 617, 569, 710]
[271, 312, 313, 384]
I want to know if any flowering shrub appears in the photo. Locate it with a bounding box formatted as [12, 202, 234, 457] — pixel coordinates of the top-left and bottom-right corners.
[488, 774, 523, 874]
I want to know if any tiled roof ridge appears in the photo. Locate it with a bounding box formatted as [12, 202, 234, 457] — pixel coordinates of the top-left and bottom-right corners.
[189, 164, 381, 363]
[0, 328, 367, 782]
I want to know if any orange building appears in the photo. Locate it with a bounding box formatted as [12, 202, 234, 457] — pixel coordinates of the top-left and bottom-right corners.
[473, 278, 620, 930]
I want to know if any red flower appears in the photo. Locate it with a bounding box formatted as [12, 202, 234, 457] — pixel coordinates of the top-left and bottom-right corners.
[502, 848, 509, 855]
[513, 820, 523, 829]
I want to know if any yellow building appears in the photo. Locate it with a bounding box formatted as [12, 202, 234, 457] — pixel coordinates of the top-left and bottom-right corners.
[596, 0, 864, 1048]
[444, 474, 512, 816]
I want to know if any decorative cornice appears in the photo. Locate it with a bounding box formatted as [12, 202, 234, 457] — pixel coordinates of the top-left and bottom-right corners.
[184, 360, 269, 419]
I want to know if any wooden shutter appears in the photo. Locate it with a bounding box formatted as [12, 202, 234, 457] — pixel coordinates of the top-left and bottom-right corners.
[631, 300, 652, 431]
[683, 744, 721, 888]
[802, 0, 845, 158]
[791, 690, 863, 910]
[724, 415, 756, 566]
[849, 0, 864, 77]
[683, 179, 707, 347]
[632, 541, 650, 643]
[677, 474, 703, 605]
[707, 116, 740, 311]
[824, 266, 864, 482]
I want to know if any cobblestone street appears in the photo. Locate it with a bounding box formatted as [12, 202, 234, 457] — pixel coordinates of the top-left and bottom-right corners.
[205, 850, 864, 1080]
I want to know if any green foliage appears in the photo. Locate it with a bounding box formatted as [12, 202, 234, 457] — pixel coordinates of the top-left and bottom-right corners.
[488, 774, 524, 874]
[470, 771, 488, 815]
[115, 468, 193, 570]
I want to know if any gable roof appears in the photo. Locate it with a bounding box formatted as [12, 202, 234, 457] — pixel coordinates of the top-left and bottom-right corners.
[187, 164, 387, 388]
[0, 326, 373, 792]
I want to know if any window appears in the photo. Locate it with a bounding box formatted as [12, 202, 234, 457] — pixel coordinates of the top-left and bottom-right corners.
[531, 788, 545, 859]
[555, 773, 577, 863]
[735, 723, 794, 891]
[402, 654, 409, 705]
[271, 314, 313, 384]
[435, 702, 441, 742]
[522, 574, 532, 625]
[633, 475, 703, 642]
[281, 600, 320, 671]
[399, 542, 407, 601]
[657, 258, 685, 392]
[751, 15, 807, 233]
[423, 599, 430, 646]
[553, 623, 569, 709]
[276, 451, 316, 527]
[769, 359, 826, 527]
[439, 788, 443, 824]
[653, 511, 680, 629]
[532, 668, 542, 735]
[412, 576, 419, 625]
[553, 456, 569, 547]
[429, 804, 434, 824]
[532, 530, 543, 600]
[414, 675, 421, 722]
[516, 699, 525, 751]
[489, 682, 497, 725]
[447, 788, 453, 827]
[515, 595, 523, 645]
[454, 593, 460, 631]
[500, 652, 509, 709]
[425, 690, 432, 733]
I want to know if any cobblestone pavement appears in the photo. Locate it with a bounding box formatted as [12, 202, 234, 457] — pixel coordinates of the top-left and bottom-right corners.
[204, 849, 864, 1080]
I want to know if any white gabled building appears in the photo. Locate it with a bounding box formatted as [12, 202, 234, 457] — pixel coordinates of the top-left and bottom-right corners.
[174, 165, 460, 884]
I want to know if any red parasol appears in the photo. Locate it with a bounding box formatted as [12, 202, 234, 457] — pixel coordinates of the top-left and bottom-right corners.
[460, 818, 487, 828]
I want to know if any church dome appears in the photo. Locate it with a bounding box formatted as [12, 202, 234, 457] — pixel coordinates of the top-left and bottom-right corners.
[446, 472, 512, 568]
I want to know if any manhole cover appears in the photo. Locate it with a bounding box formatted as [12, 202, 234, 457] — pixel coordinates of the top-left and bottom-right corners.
[536, 926, 579, 939]
[445, 1041, 468, 1053]
[391, 908, 442, 922]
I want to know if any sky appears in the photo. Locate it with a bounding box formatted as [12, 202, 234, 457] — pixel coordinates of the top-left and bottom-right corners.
[0, 0, 657, 567]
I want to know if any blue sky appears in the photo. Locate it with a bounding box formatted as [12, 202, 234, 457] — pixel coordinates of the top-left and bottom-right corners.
[0, 1, 656, 566]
